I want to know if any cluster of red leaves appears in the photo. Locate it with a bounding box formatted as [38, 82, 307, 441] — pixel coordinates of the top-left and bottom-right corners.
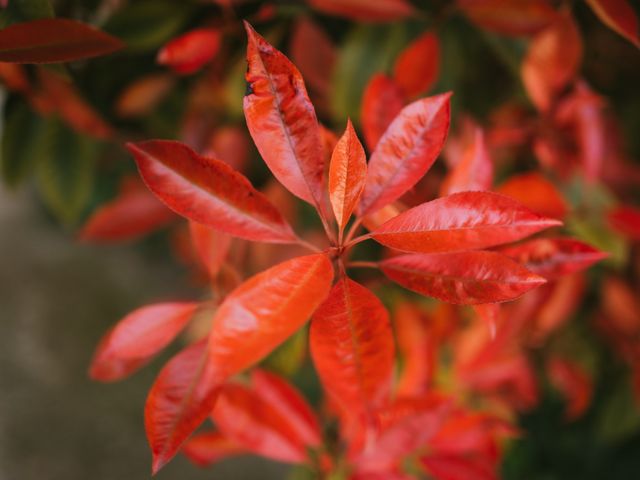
[79, 20, 611, 478]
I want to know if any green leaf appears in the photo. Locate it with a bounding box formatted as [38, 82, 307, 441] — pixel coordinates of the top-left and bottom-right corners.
[35, 118, 98, 225]
[103, 0, 192, 53]
[1, 102, 47, 187]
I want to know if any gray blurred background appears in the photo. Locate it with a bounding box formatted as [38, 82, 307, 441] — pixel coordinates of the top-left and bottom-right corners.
[0, 185, 288, 480]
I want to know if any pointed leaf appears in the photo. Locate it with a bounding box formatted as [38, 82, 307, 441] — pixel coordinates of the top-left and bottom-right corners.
[208, 253, 333, 378]
[547, 357, 593, 420]
[307, 0, 415, 21]
[358, 93, 451, 216]
[586, 0, 640, 48]
[157, 28, 221, 74]
[243, 22, 325, 209]
[495, 172, 567, 219]
[145, 341, 222, 474]
[251, 369, 321, 447]
[440, 128, 493, 196]
[381, 252, 546, 304]
[0, 18, 124, 63]
[212, 379, 319, 463]
[310, 278, 395, 418]
[127, 140, 297, 243]
[329, 119, 367, 232]
[79, 178, 176, 243]
[371, 192, 561, 253]
[188, 221, 232, 279]
[499, 238, 607, 279]
[181, 431, 244, 467]
[361, 74, 405, 152]
[392, 32, 440, 98]
[90, 302, 198, 382]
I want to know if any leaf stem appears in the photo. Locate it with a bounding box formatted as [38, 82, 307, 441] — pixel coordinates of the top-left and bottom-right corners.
[344, 216, 363, 246]
[296, 236, 322, 253]
[346, 261, 379, 270]
[343, 232, 372, 250]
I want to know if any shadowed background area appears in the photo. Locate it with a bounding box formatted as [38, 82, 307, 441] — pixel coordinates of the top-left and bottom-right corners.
[0, 185, 288, 480]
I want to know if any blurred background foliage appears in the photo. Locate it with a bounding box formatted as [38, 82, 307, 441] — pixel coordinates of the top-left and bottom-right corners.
[1, 0, 640, 479]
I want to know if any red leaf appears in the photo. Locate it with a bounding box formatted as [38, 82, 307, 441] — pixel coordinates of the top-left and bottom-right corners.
[145, 341, 222, 474]
[79, 178, 176, 243]
[157, 29, 221, 75]
[89, 302, 198, 382]
[521, 11, 583, 112]
[381, 251, 546, 304]
[440, 128, 493, 196]
[371, 192, 561, 254]
[329, 120, 367, 234]
[188, 221, 232, 279]
[181, 431, 244, 467]
[608, 205, 640, 240]
[358, 93, 452, 216]
[421, 455, 497, 480]
[458, 0, 558, 37]
[212, 374, 320, 463]
[495, 172, 567, 219]
[586, 0, 640, 48]
[361, 74, 405, 152]
[115, 74, 176, 118]
[547, 357, 593, 420]
[310, 278, 395, 420]
[0, 18, 124, 63]
[243, 22, 325, 210]
[208, 253, 333, 378]
[127, 140, 297, 243]
[392, 32, 440, 98]
[307, 0, 415, 21]
[499, 238, 607, 279]
[290, 18, 336, 97]
[251, 370, 322, 446]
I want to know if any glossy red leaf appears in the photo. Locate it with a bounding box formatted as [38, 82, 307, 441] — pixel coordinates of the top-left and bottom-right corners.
[547, 357, 593, 420]
[495, 172, 567, 219]
[521, 11, 583, 112]
[458, 0, 558, 37]
[307, 0, 415, 21]
[361, 74, 405, 152]
[310, 278, 395, 419]
[421, 455, 497, 480]
[243, 22, 325, 210]
[79, 178, 176, 243]
[188, 221, 232, 279]
[212, 377, 320, 463]
[290, 18, 336, 97]
[381, 251, 546, 304]
[145, 341, 221, 474]
[608, 205, 640, 240]
[586, 0, 640, 48]
[181, 431, 244, 467]
[251, 369, 322, 446]
[499, 238, 607, 279]
[157, 29, 221, 75]
[0, 18, 124, 63]
[329, 120, 367, 233]
[127, 140, 297, 243]
[89, 302, 197, 382]
[208, 254, 333, 378]
[440, 128, 493, 196]
[393, 32, 440, 98]
[358, 93, 452, 216]
[371, 192, 561, 253]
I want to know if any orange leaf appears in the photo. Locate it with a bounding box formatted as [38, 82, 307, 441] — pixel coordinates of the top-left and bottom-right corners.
[310, 278, 395, 419]
[458, 0, 558, 37]
[243, 22, 325, 211]
[157, 29, 221, 74]
[358, 93, 451, 216]
[440, 128, 493, 196]
[127, 140, 297, 243]
[361, 74, 405, 151]
[329, 119, 367, 234]
[181, 431, 244, 467]
[495, 172, 567, 219]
